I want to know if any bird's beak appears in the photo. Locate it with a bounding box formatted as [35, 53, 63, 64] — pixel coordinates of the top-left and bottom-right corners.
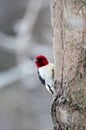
[30, 58, 38, 62]
[30, 58, 34, 61]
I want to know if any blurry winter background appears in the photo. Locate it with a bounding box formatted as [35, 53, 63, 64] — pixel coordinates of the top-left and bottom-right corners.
[0, 0, 53, 130]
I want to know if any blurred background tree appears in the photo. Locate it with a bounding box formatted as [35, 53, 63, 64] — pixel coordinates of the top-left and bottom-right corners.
[0, 0, 53, 130]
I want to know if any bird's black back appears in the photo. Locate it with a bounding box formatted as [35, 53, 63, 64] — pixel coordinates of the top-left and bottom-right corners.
[37, 70, 45, 86]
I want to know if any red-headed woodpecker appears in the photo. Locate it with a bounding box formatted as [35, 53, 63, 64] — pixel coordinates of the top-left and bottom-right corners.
[34, 55, 54, 94]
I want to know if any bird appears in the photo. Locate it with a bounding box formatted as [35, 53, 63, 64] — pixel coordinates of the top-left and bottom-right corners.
[34, 55, 55, 94]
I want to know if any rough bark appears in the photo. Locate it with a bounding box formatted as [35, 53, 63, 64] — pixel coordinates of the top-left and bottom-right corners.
[50, 0, 86, 129]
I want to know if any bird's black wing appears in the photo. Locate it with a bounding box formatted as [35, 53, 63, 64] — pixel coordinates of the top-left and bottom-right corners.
[37, 70, 45, 86]
[47, 84, 54, 94]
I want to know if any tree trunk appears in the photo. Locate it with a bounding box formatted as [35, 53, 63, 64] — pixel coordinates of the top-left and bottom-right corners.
[50, 0, 86, 129]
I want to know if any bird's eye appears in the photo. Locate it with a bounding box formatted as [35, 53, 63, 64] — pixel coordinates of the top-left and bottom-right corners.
[38, 58, 42, 61]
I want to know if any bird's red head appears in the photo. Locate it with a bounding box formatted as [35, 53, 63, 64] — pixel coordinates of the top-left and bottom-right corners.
[35, 55, 49, 68]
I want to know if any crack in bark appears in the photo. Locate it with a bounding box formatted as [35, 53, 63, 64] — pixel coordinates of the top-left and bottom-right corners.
[60, 0, 65, 95]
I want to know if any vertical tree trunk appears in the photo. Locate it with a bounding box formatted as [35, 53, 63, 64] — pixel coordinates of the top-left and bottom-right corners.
[50, 0, 86, 129]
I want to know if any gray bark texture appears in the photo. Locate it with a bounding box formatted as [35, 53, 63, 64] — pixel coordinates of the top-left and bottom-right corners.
[50, 0, 86, 130]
